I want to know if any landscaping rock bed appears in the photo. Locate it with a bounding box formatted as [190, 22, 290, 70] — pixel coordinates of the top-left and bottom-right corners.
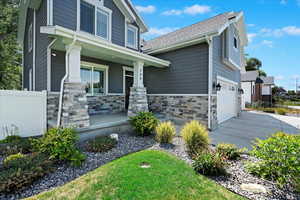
[151, 137, 300, 200]
[0, 133, 155, 200]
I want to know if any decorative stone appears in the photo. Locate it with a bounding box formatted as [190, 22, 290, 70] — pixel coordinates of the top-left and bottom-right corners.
[87, 95, 125, 115]
[110, 133, 119, 141]
[240, 183, 267, 193]
[128, 87, 149, 117]
[60, 82, 90, 128]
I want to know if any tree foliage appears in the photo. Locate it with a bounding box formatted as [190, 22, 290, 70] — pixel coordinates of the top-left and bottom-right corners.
[0, 0, 22, 90]
[245, 57, 267, 77]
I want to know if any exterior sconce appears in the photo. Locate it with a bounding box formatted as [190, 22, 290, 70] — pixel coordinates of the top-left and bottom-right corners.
[213, 82, 222, 91]
[238, 88, 244, 94]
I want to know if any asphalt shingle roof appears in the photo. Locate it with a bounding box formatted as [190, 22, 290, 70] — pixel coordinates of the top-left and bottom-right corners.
[143, 12, 241, 52]
[241, 71, 274, 85]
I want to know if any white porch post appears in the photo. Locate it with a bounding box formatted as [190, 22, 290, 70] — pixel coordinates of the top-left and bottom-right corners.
[66, 44, 82, 83]
[128, 61, 149, 116]
[133, 61, 144, 88]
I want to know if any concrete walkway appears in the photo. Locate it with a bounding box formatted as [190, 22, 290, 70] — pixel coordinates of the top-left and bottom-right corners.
[210, 111, 300, 149]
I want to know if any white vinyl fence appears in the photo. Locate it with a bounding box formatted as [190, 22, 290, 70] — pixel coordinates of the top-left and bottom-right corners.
[0, 90, 47, 140]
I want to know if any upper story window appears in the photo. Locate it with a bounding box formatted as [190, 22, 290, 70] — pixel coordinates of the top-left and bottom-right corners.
[80, 0, 111, 41]
[233, 35, 238, 50]
[126, 24, 138, 49]
[28, 23, 33, 52]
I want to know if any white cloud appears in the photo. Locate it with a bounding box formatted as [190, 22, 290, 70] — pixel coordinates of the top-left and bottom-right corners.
[162, 9, 182, 16]
[162, 4, 211, 16]
[135, 5, 156, 14]
[275, 75, 285, 80]
[282, 26, 300, 35]
[247, 24, 256, 27]
[280, 0, 287, 5]
[292, 74, 300, 79]
[143, 27, 178, 38]
[183, 5, 211, 15]
[259, 26, 300, 37]
[261, 40, 273, 47]
[247, 33, 257, 43]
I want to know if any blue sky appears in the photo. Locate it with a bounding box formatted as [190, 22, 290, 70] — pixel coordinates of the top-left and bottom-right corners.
[132, 0, 300, 91]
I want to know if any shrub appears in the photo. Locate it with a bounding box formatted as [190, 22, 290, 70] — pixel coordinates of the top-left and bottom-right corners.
[193, 152, 226, 176]
[216, 143, 245, 160]
[0, 137, 33, 156]
[246, 132, 300, 189]
[276, 108, 287, 115]
[155, 121, 176, 144]
[86, 136, 117, 153]
[262, 108, 275, 114]
[0, 135, 22, 144]
[32, 128, 85, 166]
[130, 112, 159, 136]
[3, 153, 26, 166]
[0, 153, 56, 193]
[181, 120, 209, 156]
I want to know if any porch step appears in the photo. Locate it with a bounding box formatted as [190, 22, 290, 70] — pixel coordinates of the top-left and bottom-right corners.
[77, 119, 131, 142]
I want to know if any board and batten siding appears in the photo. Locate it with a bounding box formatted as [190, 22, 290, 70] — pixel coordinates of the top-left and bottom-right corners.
[35, 0, 52, 91]
[227, 24, 241, 67]
[144, 44, 209, 94]
[212, 34, 241, 94]
[23, 8, 34, 90]
[51, 50, 124, 94]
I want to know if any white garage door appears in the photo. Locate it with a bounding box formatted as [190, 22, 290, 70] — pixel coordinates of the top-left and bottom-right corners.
[217, 77, 238, 124]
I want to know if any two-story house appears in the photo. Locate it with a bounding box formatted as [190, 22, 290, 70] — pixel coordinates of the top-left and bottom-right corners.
[18, 0, 248, 130]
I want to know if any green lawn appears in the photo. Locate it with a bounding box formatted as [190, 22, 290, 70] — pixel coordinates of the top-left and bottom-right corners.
[27, 150, 244, 200]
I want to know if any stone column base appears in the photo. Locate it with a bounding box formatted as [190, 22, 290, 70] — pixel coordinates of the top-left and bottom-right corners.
[61, 82, 90, 128]
[128, 87, 149, 117]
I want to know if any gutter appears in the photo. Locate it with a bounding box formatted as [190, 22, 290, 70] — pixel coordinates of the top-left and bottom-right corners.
[206, 36, 213, 130]
[57, 36, 77, 127]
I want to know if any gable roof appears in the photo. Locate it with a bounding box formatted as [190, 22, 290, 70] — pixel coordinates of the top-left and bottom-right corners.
[143, 11, 248, 54]
[261, 76, 275, 85]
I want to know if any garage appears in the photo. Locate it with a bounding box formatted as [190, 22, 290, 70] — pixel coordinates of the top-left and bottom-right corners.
[217, 77, 238, 124]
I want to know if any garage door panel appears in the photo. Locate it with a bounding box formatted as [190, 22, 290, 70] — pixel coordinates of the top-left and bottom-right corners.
[217, 79, 238, 124]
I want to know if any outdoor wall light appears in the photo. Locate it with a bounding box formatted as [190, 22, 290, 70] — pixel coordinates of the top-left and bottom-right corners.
[238, 88, 244, 94]
[213, 82, 222, 91]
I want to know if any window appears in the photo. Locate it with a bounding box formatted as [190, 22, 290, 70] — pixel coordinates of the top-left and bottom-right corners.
[127, 24, 138, 49]
[28, 23, 33, 52]
[233, 36, 238, 49]
[80, 64, 108, 95]
[80, 0, 111, 40]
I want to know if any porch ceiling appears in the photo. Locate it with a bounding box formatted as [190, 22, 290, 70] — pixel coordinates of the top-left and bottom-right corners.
[42, 26, 170, 68]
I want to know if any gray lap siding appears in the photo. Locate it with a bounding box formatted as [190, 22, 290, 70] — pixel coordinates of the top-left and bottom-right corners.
[144, 44, 209, 94]
[50, 51, 124, 94]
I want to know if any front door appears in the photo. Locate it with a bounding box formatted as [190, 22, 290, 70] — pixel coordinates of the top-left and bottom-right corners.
[125, 71, 134, 110]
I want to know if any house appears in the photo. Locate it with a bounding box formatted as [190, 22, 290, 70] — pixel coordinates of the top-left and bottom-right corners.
[241, 71, 275, 108]
[18, 0, 248, 131]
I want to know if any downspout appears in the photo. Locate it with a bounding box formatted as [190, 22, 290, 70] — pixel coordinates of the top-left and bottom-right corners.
[47, 38, 57, 91]
[57, 35, 77, 127]
[206, 36, 213, 130]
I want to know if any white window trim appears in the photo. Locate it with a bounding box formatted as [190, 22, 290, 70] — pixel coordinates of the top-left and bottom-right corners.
[126, 23, 138, 50]
[122, 66, 134, 95]
[78, 0, 112, 42]
[28, 23, 33, 53]
[81, 61, 109, 96]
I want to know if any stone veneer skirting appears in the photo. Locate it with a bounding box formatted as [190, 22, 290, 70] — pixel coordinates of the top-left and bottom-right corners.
[148, 95, 209, 126]
[47, 92, 60, 127]
[128, 87, 149, 117]
[87, 95, 125, 114]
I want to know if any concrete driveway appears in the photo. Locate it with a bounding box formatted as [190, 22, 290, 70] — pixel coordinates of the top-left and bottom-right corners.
[210, 111, 300, 149]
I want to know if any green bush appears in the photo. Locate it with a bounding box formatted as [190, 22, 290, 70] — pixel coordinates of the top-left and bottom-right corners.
[130, 112, 159, 136]
[32, 128, 85, 166]
[85, 136, 117, 153]
[0, 153, 56, 193]
[276, 108, 287, 115]
[155, 121, 176, 144]
[0, 137, 33, 156]
[3, 153, 26, 166]
[262, 108, 275, 114]
[246, 132, 300, 189]
[0, 135, 22, 143]
[181, 120, 209, 156]
[216, 143, 245, 160]
[193, 152, 226, 176]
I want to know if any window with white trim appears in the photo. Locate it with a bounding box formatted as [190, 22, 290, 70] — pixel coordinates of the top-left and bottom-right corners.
[233, 36, 238, 49]
[127, 24, 138, 49]
[80, 64, 108, 95]
[80, 0, 111, 40]
[28, 23, 33, 52]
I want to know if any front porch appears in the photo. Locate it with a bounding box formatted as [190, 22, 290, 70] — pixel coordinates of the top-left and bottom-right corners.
[44, 26, 170, 129]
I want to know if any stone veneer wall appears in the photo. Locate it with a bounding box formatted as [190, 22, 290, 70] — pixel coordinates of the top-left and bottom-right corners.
[128, 87, 149, 117]
[87, 95, 125, 114]
[210, 96, 218, 130]
[61, 82, 90, 128]
[47, 92, 59, 127]
[148, 95, 209, 126]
